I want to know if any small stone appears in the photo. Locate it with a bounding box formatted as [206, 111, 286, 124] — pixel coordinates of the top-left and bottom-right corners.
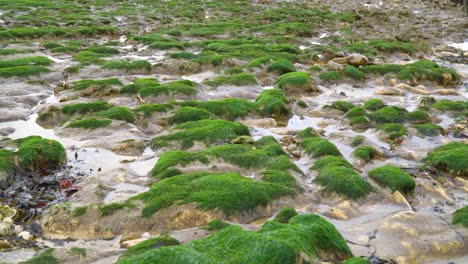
[291, 150, 302, 158]
[0, 222, 15, 236]
[330, 57, 348, 64]
[0, 240, 12, 249]
[346, 53, 368, 66]
[287, 144, 297, 152]
[18, 231, 32, 240]
[375, 88, 404, 96]
[317, 121, 328, 128]
[326, 60, 344, 71]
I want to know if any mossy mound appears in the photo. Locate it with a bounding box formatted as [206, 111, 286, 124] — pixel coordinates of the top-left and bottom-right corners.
[424, 142, 467, 176]
[310, 156, 352, 171]
[327, 100, 356, 113]
[431, 100, 468, 112]
[117, 214, 352, 264]
[151, 120, 250, 149]
[255, 89, 290, 119]
[452, 206, 468, 228]
[67, 118, 112, 129]
[98, 106, 135, 123]
[204, 219, 231, 231]
[350, 136, 366, 147]
[136, 171, 295, 217]
[0, 149, 15, 180]
[368, 165, 415, 194]
[139, 79, 197, 98]
[352, 146, 380, 162]
[62, 101, 112, 115]
[273, 207, 298, 223]
[344, 65, 365, 80]
[363, 99, 385, 111]
[275, 72, 317, 95]
[297, 127, 320, 139]
[267, 59, 296, 75]
[119, 235, 181, 261]
[204, 73, 257, 87]
[301, 138, 341, 158]
[319, 71, 343, 81]
[121, 78, 160, 94]
[376, 123, 407, 141]
[17, 137, 67, 171]
[0, 56, 52, 77]
[411, 124, 444, 137]
[169, 106, 216, 124]
[370, 106, 407, 124]
[405, 110, 431, 124]
[179, 98, 256, 120]
[344, 107, 367, 119]
[70, 78, 122, 91]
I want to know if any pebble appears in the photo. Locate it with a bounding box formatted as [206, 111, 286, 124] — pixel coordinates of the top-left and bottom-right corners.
[18, 231, 32, 240]
[0, 240, 13, 249]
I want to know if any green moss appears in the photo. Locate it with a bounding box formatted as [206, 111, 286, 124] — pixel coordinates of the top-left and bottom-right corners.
[247, 56, 270, 68]
[22, 249, 59, 264]
[396, 60, 458, 84]
[376, 123, 407, 140]
[139, 79, 197, 98]
[17, 137, 66, 171]
[297, 127, 319, 139]
[99, 201, 136, 217]
[71, 247, 86, 257]
[301, 138, 341, 158]
[0, 56, 52, 68]
[98, 106, 135, 123]
[261, 169, 298, 189]
[102, 60, 151, 72]
[412, 124, 444, 137]
[424, 142, 467, 176]
[204, 219, 231, 231]
[313, 165, 374, 200]
[370, 106, 407, 124]
[117, 214, 351, 264]
[273, 207, 298, 223]
[62, 101, 112, 115]
[204, 73, 257, 87]
[72, 206, 88, 217]
[0, 65, 50, 77]
[134, 104, 173, 116]
[363, 99, 385, 110]
[319, 71, 343, 81]
[405, 110, 431, 124]
[255, 89, 290, 118]
[368, 165, 415, 194]
[151, 120, 249, 149]
[73, 50, 108, 65]
[121, 78, 160, 94]
[368, 40, 417, 54]
[119, 235, 180, 261]
[67, 118, 112, 129]
[137, 171, 294, 217]
[342, 257, 371, 264]
[267, 59, 296, 75]
[343, 65, 365, 80]
[275, 72, 316, 95]
[169, 106, 216, 124]
[310, 156, 353, 171]
[0, 149, 14, 176]
[328, 100, 356, 112]
[350, 136, 366, 147]
[71, 78, 122, 91]
[452, 206, 468, 228]
[85, 45, 119, 54]
[432, 100, 468, 112]
[344, 107, 367, 119]
[179, 98, 256, 120]
[349, 116, 371, 128]
[64, 66, 80, 74]
[352, 146, 379, 162]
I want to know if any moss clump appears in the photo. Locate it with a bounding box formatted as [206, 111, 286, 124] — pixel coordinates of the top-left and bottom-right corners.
[452, 206, 468, 228]
[102, 60, 151, 72]
[319, 71, 343, 81]
[370, 106, 407, 124]
[376, 123, 407, 140]
[328, 100, 356, 112]
[67, 118, 112, 129]
[137, 171, 295, 217]
[99, 202, 136, 217]
[301, 138, 341, 158]
[352, 146, 380, 162]
[344, 65, 365, 80]
[117, 214, 352, 264]
[170, 106, 216, 124]
[71, 247, 86, 257]
[411, 124, 444, 137]
[396, 60, 458, 85]
[431, 100, 468, 112]
[255, 89, 290, 118]
[267, 59, 296, 75]
[405, 110, 431, 124]
[179, 98, 256, 120]
[22, 248, 59, 264]
[350, 136, 366, 147]
[0, 65, 50, 78]
[0, 56, 52, 68]
[72, 206, 88, 217]
[0, 149, 14, 177]
[134, 104, 173, 117]
[273, 207, 298, 223]
[17, 137, 66, 171]
[151, 120, 249, 149]
[349, 116, 371, 129]
[119, 235, 180, 261]
[363, 99, 385, 110]
[368, 165, 415, 194]
[71, 78, 122, 91]
[204, 219, 231, 231]
[275, 72, 317, 95]
[344, 107, 367, 119]
[297, 127, 319, 139]
[98, 106, 135, 123]
[139, 79, 197, 98]
[424, 143, 467, 176]
[121, 78, 160, 94]
[204, 73, 257, 87]
[311, 160, 373, 200]
[62, 101, 112, 115]
[247, 56, 270, 68]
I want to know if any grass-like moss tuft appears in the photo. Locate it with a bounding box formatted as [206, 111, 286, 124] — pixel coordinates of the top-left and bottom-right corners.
[273, 207, 298, 223]
[204, 73, 257, 87]
[424, 143, 467, 176]
[17, 137, 66, 171]
[275, 72, 317, 95]
[352, 146, 380, 162]
[301, 138, 341, 158]
[368, 165, 415, 194]
[452, 206, 468, 228]
[67, 118, 112, 129]
[267, 59, 296, 75]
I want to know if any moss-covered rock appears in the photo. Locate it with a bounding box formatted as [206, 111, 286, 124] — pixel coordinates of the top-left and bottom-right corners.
[169, 106, 216, 124]
[344, 107, 367, 119]
[424, 142, 467, 176]
[370, 106, 407, 124]
[301, 138, 341, 158]
[319, 71, 343, 81]
[352, 146, 380, 162]
[327, 100, 356, 113]
[0, 149, 14, 181]
[255, 89, 290, 119]
[62, 101, 112, 115]
[204, 73, 257, 87]
[376, 123, 407, 141]
[452, 206, 468, 228]
[411, 124, 444, 137]
[67, 118, 112, 129]
[17, 137, 67, 171]
[98, 106, 135, 123]
[116, 214, 352, 264]
[431, 100, 468, 112]
[297, 127, 319, 139]
[273, 207, 298, 223]
[363, 98, 385, 111]
[274, 72, 317, 95]
[267, 59, 296, 75]
[119, 235, 180, 261]
[203, 218, 230, 231]
[139, 80, 197, 98]
[405, 110, 431, 124]
[179, 98, 256, 120]
[367, 165, 415, 194]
